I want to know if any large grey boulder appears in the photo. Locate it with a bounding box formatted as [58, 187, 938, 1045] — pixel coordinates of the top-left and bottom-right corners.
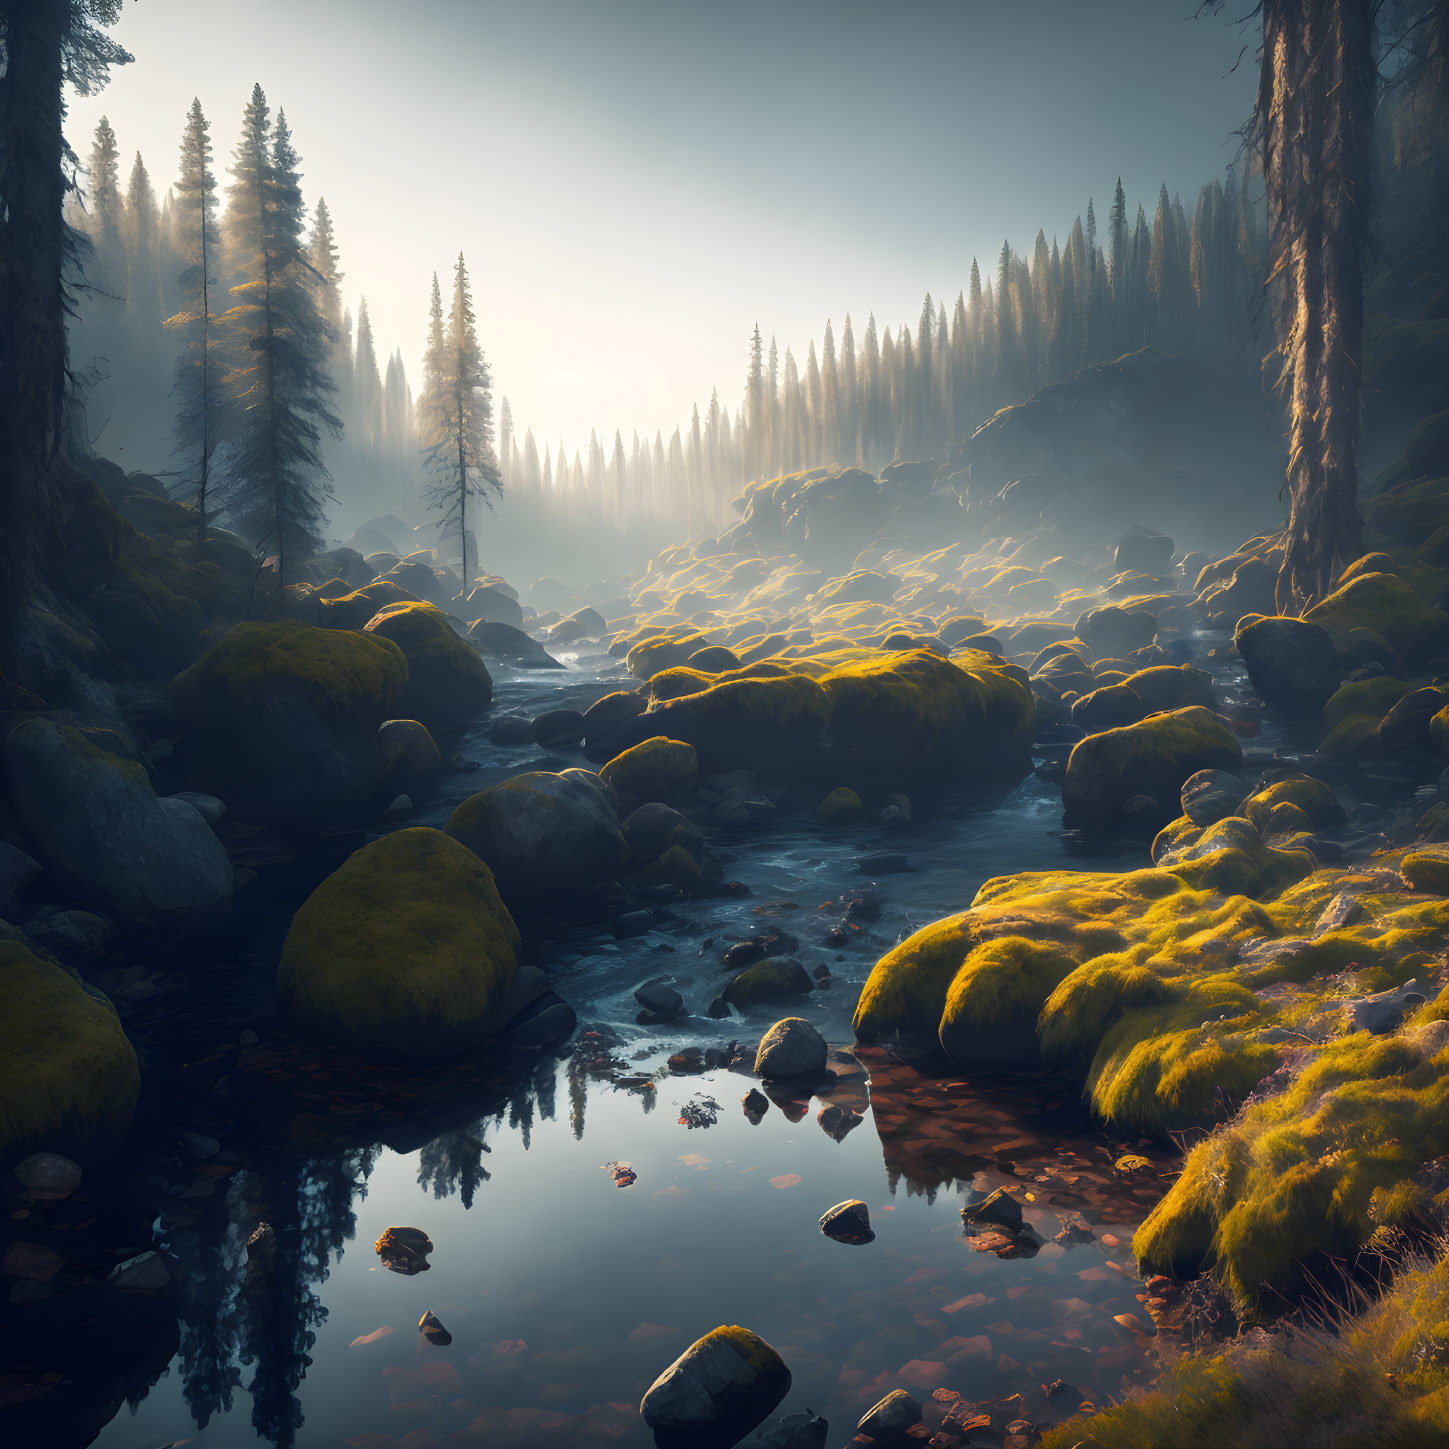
[4, 719, 232, 937]
[445, 769, 627, 915]
[640, 1325, 791, 1446]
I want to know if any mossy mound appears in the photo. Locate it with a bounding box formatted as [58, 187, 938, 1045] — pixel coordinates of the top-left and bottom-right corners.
[1306, 571, 1449, 662]
[0, 941, 140, 1161]
[625, 630, 712, 680]
[600, 736, 699, 807]
[1135, 1023, 1449, 1313]
[445, 769, 628, 915]
[1063, 706, 1243, 823]
[363, 602, 492, 730]
[278, 828, 520, 1056]
[1241, 774, 1344, 832]
[378, 718, 442, 798]
[855, 833, 1446, 1155]
[170, 620, 408, 831]
[613, 647, 1034, 786]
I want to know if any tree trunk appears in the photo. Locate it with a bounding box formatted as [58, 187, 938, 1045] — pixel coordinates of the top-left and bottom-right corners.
[0, 0, 69, 648]
[1262, 0, 1375, 608]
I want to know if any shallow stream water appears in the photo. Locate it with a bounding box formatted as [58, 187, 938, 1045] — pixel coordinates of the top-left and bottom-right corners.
[19, 635, 1412, 1449]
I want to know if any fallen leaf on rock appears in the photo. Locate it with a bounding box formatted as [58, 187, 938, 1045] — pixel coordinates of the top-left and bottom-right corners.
[1113, 1154, 1153, 1173]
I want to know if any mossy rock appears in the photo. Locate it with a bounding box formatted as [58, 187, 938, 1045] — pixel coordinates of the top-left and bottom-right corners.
[816, 786, 864, 824]
[318, 579, 418, 630]
[1063, 706, 1242, 823]
[600, 736, 699, 807]
[625, 631, 711, 680]
[638, 843, 703, 891]
[1234, 615, 1340, 719]
[1320, 676, 1416, 754]
[364, 602, 492, 730]
[1403, 851, 1449, 894]
[1242, 774, 1344, 832]
[722, 958, 814, 1009]
[170, 620, 408, 831]
[278, 828, 521, 1056]
[686, 645, 741, 674]
[0, 941, 140, 1161]
[938, 936, 1080, 1068]
[1071, 682, 1150, 733]
[1306, 571, 1449, 662]
[446, 769, 628, 915]
[378, 718, 442, 798]
[1335, 625, 1398, 671]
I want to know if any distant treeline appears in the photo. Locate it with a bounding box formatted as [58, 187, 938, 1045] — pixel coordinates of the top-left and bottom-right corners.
[502, 170, 1271, 536]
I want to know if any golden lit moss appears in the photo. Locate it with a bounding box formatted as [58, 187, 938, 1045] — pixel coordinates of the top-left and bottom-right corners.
[1306, 571, 1449, 661]
[625, 647, 1033, 783]
[364, 601, 492, 729]
[0, 941, 141, 1161]
[1063, 706, 1242, 821]
[278, 827, 520, 1055]
[1405, 852, 1449, 894]
[854, 913, 978, 1041]
[173, 619, 407, 719]
[938, 936, 1080, 1067]
[600, 736, 699, 806]
[1320, 676, 1416, 754]
[1041, 1253, 1449, 1448]
[1138, 1029, 1449, 1313]
[1242, 774, 1344, 831]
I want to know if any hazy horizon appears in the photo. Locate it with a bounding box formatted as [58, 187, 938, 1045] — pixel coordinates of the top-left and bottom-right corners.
[67, 0, 1259, 465]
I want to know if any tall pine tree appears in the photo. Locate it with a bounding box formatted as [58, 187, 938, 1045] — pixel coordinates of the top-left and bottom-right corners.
[218, 88, 339, 589]
[420, 253, 500, 588]
[167, 98, 221, 539]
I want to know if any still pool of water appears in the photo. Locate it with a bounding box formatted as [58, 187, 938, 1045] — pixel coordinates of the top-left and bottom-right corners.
[91, 1042, 1176, 1449]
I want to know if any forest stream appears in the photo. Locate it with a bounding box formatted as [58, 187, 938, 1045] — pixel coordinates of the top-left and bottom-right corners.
[17, 630, 1405, 1449]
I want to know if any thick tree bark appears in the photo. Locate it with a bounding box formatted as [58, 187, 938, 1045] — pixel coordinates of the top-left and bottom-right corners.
[1261, 0, 1375, 608]
[0, 0, 70, 638]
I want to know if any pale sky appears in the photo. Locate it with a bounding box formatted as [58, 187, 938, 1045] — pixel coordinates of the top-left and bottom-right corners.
[68, 0, 1258, 460]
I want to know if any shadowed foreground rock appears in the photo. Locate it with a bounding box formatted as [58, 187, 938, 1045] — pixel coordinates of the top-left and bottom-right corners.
[640, 1324, 791, 1447]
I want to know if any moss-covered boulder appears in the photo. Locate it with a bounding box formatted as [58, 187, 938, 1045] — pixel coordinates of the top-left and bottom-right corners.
[0, 941, 140, 1161]
[816, 786, 864, 824]
[364, 602, 492, 730]
[446, 769, 628, 915]
[317, 579, 418, 630]
[4, 719, 232, 937]
[1234, 615, 1341, 718]
[1320, 676, 1416, 754]
[1306, 571, 1449, 662]
[1241, 774, 1345, 832]
[277, 828, 520, 1056]
[170, 620, 408, 831]
[640, 1325, 792, 1444]
[377, 719, 442, 798]
[722, 959, 814, 1009]
[600, 736, 699, 808]
[1063, 706, 1242, 823]
[613, 648, 1034, 786]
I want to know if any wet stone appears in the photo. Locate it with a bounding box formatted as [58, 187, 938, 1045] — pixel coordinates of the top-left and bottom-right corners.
[755, 1017, 828, 1080]
[856, 851, 916, 874]
[375, 1225, 433, 1274]
[961, 1187, 1023, 1232]
[819, 1199, 874, 1244]
[742, 1088, 770, 1122]
[14, 1152, 82, 1201]
[857, 1387, 921, 1440]
[108, 1251, 171, 1291]
[634, 979, 684, 1019]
